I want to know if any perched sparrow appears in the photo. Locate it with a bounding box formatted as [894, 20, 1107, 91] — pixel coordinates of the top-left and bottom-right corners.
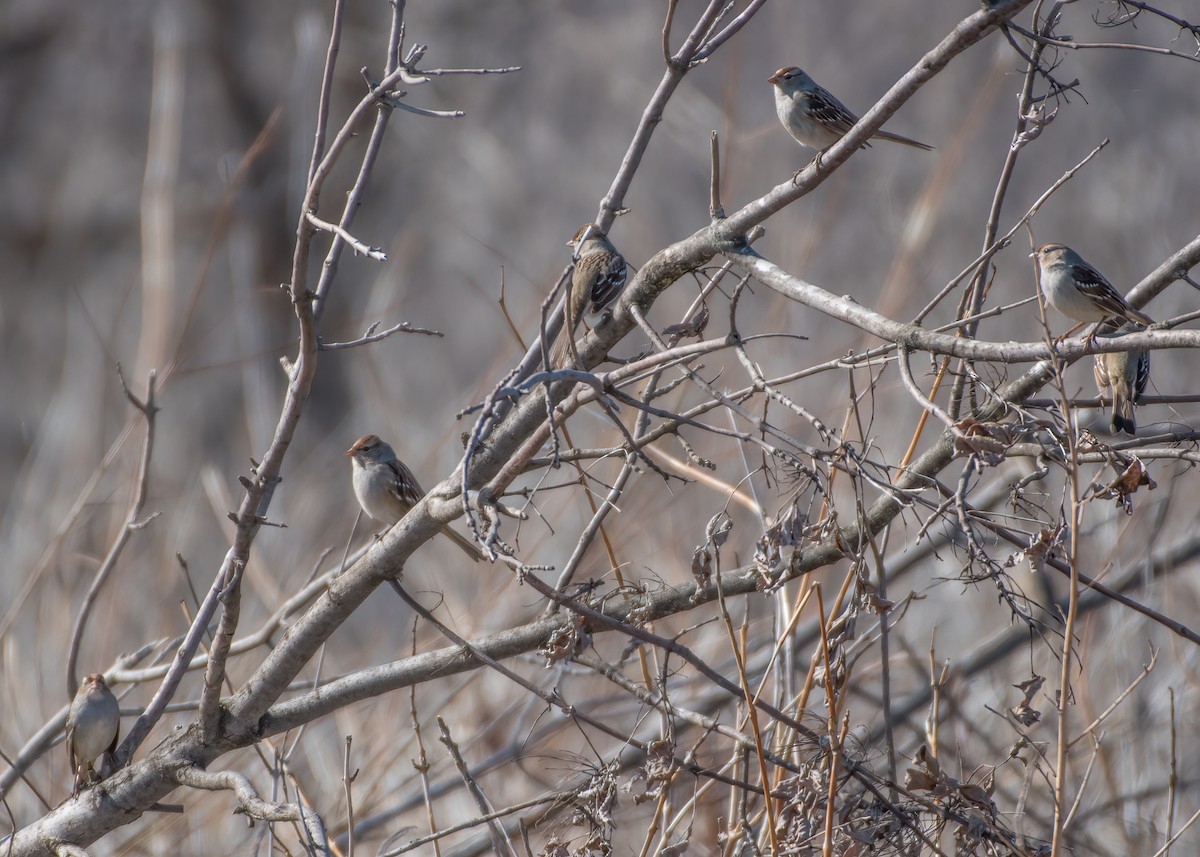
[768, 66, 933, 154]
[1031, 244, 1153, 327]
[345, 434, 482, 562]
[549, 224, 627, 369]
[67, 674, 119, 797]
[1094, 334, 1150, 435]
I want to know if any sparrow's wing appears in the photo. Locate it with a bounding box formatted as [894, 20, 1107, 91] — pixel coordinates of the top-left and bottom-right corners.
[1093, 354, 1111, 394]
[385, 457, 481, 562]
[1133, 349, 1151, 403]
[1072, 262, 1153, 324]
[803, 85, 860, 138]
[386, 459, 425, 508]
[586, 253, 628, 314]
[66, 723, 78, 769]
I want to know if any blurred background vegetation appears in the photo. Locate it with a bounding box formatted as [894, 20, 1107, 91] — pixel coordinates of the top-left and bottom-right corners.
[2, 0, 1198, 853]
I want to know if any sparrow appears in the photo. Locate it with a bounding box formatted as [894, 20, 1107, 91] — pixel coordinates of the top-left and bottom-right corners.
[768, 66, 933, 154]
[1094, 336, 1150, 435]
[1031, 244, 1153, 327]
[549, 223, 627, 369]
[67, 673, 120, 797]
[345, 434, 482, 562]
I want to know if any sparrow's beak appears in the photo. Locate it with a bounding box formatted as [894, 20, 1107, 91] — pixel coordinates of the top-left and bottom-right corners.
[1028, 250, 1036, 259]
[344, 446, 356, 456]
[768, 72, 782, 85]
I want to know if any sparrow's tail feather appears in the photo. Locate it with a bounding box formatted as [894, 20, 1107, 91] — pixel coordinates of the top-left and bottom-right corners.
[440, 526, 484, 563]
[871, 128, 934, 151]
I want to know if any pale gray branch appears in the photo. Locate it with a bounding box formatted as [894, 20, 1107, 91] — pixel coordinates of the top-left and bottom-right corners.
[172, 766, 330, 855]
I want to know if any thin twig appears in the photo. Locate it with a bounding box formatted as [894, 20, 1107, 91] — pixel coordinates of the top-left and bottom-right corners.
[66, 368, 159, 699]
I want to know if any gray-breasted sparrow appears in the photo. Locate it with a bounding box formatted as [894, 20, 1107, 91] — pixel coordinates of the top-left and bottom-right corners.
[768, 66, 933, 154]
[1031, 244, 1153, 327]
[1094, 333, 1150, 435]
[67, 673, 119, 797]
[345, 434, 482, 562]
[549, 223, 627, 369]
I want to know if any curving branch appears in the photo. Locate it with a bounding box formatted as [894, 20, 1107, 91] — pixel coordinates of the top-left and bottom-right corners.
[171, 766, 329, 855]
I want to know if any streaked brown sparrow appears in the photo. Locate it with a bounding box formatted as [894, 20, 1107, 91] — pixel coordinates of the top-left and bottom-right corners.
[768, 66, 932, 154]
[1031, 244, 1153, 327]
[549, 223, 627, 369]
[345, 434, 482, 562]
[67, 673, 119, 797]
[1094, 334, 1150, 435]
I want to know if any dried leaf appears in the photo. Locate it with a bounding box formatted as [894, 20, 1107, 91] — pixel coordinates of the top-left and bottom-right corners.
[626, 739, 677, 805]
[1011, 675, 1044, 726]
[706, 511, 732, 549]
[694, 512, 732, 597]
[958, 781, 994, 811]
[1024, 527, 1064, 574]
[904, 765, 939, 792]
[540, 617, 587, 665]
[915, 744, 940, 776]
[953, 418, 1015, 465]
[690, 546, 713, 589]
[1087, 455, 1156, 515]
